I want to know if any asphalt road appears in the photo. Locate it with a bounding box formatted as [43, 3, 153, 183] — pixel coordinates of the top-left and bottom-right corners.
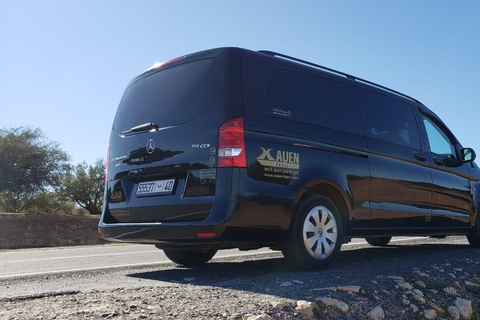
[0, 236, 476, 300]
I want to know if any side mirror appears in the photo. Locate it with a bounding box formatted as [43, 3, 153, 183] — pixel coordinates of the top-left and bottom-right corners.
[461, 148, 476, 163]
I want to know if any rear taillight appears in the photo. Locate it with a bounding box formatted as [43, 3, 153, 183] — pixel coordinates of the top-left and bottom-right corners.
[218, 117, 247, 168]
[105, 146, 110, 182]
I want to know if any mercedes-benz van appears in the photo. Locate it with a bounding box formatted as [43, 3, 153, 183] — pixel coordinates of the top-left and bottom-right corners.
[99, 47, 480, 269]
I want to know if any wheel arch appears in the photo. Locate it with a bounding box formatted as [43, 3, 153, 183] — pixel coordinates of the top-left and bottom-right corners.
[290, 178, 353, 233]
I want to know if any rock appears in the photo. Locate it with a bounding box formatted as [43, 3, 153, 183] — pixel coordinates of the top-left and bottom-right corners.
[424, 309, 437, 319]
[270, 301, 284, 309]
[413, 295, 426, 304]
[443, 287, 458, 295]
[371, 280, 378, 285]
[454, 298, 473, 320]
[313, 287, 337, 292]
[295, 301, 318, 319]
[413, 289, 424, 297]
[366, 306, 385, 320]
[429, 305, 444, 317]
[438, 269, 445, 272]
[279, 282, 292, 287]
[454, 268, 463, 272]
[337, 286, 361, 293]
[415, 281, 426, 288]
[402, 299, 410, 306]
[429, 289, 438, 294]
[396, 281, 413, 290]
[447, 306, 460, 320]
[317, 297, 349, 313]
[410, 304, 419, 313]
[292, 280, 304, 284]
[414, 270, 429, 277]
[244, 314, 273, 320]
[465, 280, 480, 288]
[387, 275, 404, 281]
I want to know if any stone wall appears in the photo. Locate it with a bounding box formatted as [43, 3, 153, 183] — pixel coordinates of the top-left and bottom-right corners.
[0, 213, 106, 249]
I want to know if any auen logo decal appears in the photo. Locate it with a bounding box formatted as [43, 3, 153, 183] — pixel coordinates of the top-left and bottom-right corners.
[257, 147, 300, 169]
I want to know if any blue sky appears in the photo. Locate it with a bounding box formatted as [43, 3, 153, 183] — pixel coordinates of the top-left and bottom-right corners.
[1, 1, 479, 165]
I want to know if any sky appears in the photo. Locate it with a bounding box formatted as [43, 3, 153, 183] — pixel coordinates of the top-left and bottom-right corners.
[1, 1, 479, 165]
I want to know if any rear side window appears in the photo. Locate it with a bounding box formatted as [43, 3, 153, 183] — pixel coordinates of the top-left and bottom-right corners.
[265, 69, 363, 135]
[359, 89, 421, 149]
[114, 58, 221, 133]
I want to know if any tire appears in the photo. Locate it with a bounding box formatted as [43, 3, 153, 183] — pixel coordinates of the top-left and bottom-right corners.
[282, 195, 343, 270]
[365, 236, 392, 247]
[467, 213, 480, 248]
[163, 249, 217, 266]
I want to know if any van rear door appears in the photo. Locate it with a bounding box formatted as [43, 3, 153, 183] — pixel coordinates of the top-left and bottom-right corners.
[105, 49, 242, 223]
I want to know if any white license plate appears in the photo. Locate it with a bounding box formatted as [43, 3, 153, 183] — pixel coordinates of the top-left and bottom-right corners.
[136, 179, 175, 196]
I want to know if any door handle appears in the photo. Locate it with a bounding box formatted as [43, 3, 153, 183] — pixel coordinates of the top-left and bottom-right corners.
[413, 151, 426, 161]
[433, 157, 444, 166]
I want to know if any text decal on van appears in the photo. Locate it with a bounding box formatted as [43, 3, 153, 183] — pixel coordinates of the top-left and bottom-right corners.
[257, 147, 300, 181]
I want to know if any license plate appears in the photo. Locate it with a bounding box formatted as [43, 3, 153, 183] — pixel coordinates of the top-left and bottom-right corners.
[136, 179, 175, 196]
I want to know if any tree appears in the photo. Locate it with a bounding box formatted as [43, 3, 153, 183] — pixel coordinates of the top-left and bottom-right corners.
[0, 127, 69, 212]
[62, 159, 105, 215]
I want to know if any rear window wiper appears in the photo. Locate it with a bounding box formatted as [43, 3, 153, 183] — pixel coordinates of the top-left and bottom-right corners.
[122, 123, 160, 134]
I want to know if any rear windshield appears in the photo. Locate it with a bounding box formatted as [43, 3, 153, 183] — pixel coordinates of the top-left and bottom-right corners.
[114, 58, 222, 133]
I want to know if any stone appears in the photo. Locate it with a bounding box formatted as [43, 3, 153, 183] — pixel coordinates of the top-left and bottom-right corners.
[337, 285, 361, 293]
[366, 306, 385, 320]
[413, 270, 430, 277]
[312, 287, 337, 292]
[292, 280, 304, 284]
[270, 301, 284, 309]
[413, 289, 424, 297]
[447, 306, 460, 320]
[454, 298, 473, 320]
[279, 282, 292, 287]
[410, 304, 419, 313]
[429, 305, 444, 317]
[295, 301, 318, 319]
[424, 309, 437, 320]
[387, 275, 404, 281]
[402, 299, 410, 306]
[413, 295, 426, 304]
[317, 297, 349, 313]
[465, 280, 480, 288]
[443, 287, 458, 295]
[396, 281, 413, 290]
[245, 314, 273, 320]
[415, 281, 426, 288]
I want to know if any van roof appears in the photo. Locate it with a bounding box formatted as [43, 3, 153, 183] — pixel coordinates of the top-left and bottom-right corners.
[129, 47, 425, 107]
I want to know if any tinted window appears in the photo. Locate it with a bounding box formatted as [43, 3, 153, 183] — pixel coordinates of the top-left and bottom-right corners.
[114, 58, 221, 133]
[359, 89, 421, 149]
[265, 69, 363, 135]
[422, 116, 456, 159]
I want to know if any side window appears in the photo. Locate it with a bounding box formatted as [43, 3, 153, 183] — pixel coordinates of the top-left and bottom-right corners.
[265, 69, 363, 135]
[422, 116, 457, 159]
[359, 89, 421, 149]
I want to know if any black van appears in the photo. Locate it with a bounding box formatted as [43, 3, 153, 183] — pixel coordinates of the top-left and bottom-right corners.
[99, 47, 480, 269]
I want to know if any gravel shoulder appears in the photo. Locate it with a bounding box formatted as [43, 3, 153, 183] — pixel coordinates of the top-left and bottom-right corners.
[1, 237, 479, 319]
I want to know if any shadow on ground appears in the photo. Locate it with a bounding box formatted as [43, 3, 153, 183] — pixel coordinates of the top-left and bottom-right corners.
[127, 242, 478, 301]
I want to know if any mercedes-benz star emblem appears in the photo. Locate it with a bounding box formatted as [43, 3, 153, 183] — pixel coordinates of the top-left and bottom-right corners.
[146, 139, 155, 154]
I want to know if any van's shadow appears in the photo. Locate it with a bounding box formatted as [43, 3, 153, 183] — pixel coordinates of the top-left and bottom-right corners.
[127, 242, 477, 300]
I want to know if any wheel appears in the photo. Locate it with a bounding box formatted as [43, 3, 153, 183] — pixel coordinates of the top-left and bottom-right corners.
[282, 195, 343, 270]
[365, 236, 392, 247]
[467, 213, 480, 248]
[163, 249, 217, 266]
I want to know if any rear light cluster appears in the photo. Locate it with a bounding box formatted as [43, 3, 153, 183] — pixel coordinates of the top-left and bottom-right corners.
[218, 117, 247, 168]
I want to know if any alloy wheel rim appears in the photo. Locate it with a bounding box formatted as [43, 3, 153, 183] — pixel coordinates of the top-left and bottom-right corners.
[302, 206, 338, 260]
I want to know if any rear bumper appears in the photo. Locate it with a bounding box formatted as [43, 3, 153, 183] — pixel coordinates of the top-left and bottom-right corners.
[98, 201, 234, 244]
